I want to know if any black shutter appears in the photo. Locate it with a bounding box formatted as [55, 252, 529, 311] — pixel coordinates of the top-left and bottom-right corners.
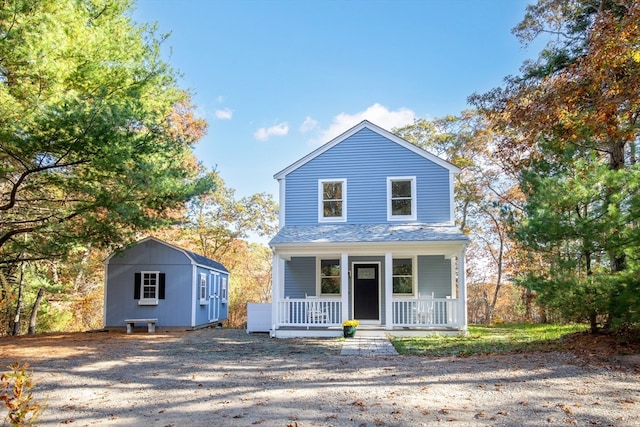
[159, 273, 165, 299]
[134, 273, 141, 299]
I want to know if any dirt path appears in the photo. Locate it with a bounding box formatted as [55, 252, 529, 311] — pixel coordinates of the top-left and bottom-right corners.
[1, 329, 638, 426]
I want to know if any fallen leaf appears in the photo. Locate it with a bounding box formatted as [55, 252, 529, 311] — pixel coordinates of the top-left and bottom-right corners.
[557, 403, 573, 415]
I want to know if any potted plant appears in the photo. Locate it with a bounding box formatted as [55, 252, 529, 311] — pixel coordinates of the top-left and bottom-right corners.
[342, 319, 359, 338]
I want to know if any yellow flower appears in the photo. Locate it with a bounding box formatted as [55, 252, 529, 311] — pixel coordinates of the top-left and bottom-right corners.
[342, 319, 359, 327]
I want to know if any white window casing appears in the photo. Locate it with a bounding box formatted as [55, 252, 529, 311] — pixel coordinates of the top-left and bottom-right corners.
[318, 179, 347, 222]
[316, 257, 341, 296]
[139, 271, 160, 306]
[387, 176, 417, 221]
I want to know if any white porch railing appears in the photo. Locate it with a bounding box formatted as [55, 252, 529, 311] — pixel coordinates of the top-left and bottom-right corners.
[393, 297, 458, 327]
[274, 297, 459, 329]
[276, 298, 342, 327]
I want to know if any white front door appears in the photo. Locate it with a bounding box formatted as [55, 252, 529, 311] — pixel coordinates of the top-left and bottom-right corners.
[209, 273, 220, 322]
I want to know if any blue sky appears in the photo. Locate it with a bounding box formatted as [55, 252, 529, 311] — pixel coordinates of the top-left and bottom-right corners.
[132, 0, 541, 201]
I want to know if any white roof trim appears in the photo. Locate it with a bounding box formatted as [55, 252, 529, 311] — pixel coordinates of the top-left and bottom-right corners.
[273, 120, 460, 179]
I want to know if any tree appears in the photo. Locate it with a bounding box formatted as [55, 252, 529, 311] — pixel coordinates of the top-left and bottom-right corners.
[152, 177, 278, 328]
[470, 0, 640, 331]
[182, 175, 278, 263]
[0, 0, 215, 266]
[395, 111, 526, 324]
[1, 0, 216, 335]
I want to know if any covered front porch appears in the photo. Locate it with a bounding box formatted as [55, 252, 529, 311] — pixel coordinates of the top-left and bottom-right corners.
[270, 225, 468, 338]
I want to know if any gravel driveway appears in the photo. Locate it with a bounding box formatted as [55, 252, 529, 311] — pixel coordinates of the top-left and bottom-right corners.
[1, 328, 638, 426]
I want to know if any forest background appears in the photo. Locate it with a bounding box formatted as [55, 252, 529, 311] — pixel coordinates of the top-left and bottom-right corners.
[1, 0, 639, 337]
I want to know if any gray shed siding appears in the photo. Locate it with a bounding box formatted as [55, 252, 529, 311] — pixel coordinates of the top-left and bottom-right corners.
[284, 128, 451, 225]
[105, 239, 228, 329]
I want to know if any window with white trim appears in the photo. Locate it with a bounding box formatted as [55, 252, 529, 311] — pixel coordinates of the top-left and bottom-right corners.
[139, 271, 159, 305]
[392, 258, 414, 295]
[221, 277, 227, 302]
[318, 258, 340, 295]
[319, 179, 346, 222]
[387, 177, 416, 220]
[199, 273, 207, 304]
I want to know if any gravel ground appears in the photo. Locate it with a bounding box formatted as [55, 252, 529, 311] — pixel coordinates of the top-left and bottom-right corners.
[1, 328, 638, 427]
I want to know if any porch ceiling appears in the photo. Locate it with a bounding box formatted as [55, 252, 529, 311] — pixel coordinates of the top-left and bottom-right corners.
[269, 223, 468, 258]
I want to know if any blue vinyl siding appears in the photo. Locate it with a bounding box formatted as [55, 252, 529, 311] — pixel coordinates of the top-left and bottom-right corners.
[284, 128, 451, 225]
[417, 255, 452, 297]
[284, 257, 316, 297]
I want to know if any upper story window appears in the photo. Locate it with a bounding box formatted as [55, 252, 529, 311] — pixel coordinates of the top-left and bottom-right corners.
[387, 176, 416, 221]
[318, 258, 341, 295]
[318, 179, 346, 222]
[392, 258, 414, 295]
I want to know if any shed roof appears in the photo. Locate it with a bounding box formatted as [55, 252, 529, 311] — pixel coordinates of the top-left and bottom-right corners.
[108, 237, 229, 273]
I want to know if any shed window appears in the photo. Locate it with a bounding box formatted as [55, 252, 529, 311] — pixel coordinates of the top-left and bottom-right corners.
[392, 258, 414, 294]
[319, 259, 340, 295]
[134, 271, 164, 305]
[319, 179, 346, 222]
[221, 277, 227, 302]
[387, 177, 416, 220]
[199, 273, 207, 304]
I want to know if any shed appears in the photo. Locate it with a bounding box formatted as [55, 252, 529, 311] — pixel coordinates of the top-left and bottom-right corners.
[104, 237, 229, 331]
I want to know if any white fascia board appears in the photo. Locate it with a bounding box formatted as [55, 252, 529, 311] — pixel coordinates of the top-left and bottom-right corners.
[271, 240, 468, 259]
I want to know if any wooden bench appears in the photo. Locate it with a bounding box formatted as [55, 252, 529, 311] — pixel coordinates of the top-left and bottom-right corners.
[124, 318, 158, 333]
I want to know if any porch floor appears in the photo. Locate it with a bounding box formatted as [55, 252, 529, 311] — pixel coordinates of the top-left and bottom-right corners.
[271, 324, 467, 338]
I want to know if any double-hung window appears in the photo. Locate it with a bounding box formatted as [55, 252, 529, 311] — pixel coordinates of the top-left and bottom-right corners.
[318, 258, 341, 295]
[387, 176, 416, 221]
[319, 179, 346, 222]
[392, 258, 414, 295]
[139, 271, 159, 305]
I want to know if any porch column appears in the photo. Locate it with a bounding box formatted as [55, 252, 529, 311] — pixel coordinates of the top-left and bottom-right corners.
[457, 250, 468, 332]
[271, 253, 283, 334]
[340, 252, 349, 324]
[384, 252, 393, 330]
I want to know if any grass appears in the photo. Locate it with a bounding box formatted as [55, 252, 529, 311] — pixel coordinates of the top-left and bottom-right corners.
[390, 323, 589, 356]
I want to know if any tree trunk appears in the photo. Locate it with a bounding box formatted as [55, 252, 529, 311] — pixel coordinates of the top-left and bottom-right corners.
[28, 287, 45, 335]
[589, 311, 598, 334]
[12, 262, 26, 336]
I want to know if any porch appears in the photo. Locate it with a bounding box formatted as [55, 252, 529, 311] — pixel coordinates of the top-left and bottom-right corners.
[269, 224, 469, 339]
[271, 295, 465, 338]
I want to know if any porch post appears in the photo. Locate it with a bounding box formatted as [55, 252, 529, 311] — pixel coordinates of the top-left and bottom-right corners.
[271, 253, 283, 335]
[340, 252, 349, 324]
[457, 250, 468, 332]
[384, 252, 393, 330]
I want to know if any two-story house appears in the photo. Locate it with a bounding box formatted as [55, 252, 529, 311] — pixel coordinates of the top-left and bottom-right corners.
[269, 120, 468, 337]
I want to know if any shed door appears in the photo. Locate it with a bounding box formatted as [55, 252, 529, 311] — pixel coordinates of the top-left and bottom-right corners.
[209, 273, 220, 322]
[353, 263, 380, 322]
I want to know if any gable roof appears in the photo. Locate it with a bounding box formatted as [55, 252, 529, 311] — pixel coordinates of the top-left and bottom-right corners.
[107, 236, 229, 273]
[274, 120, 460, 179]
